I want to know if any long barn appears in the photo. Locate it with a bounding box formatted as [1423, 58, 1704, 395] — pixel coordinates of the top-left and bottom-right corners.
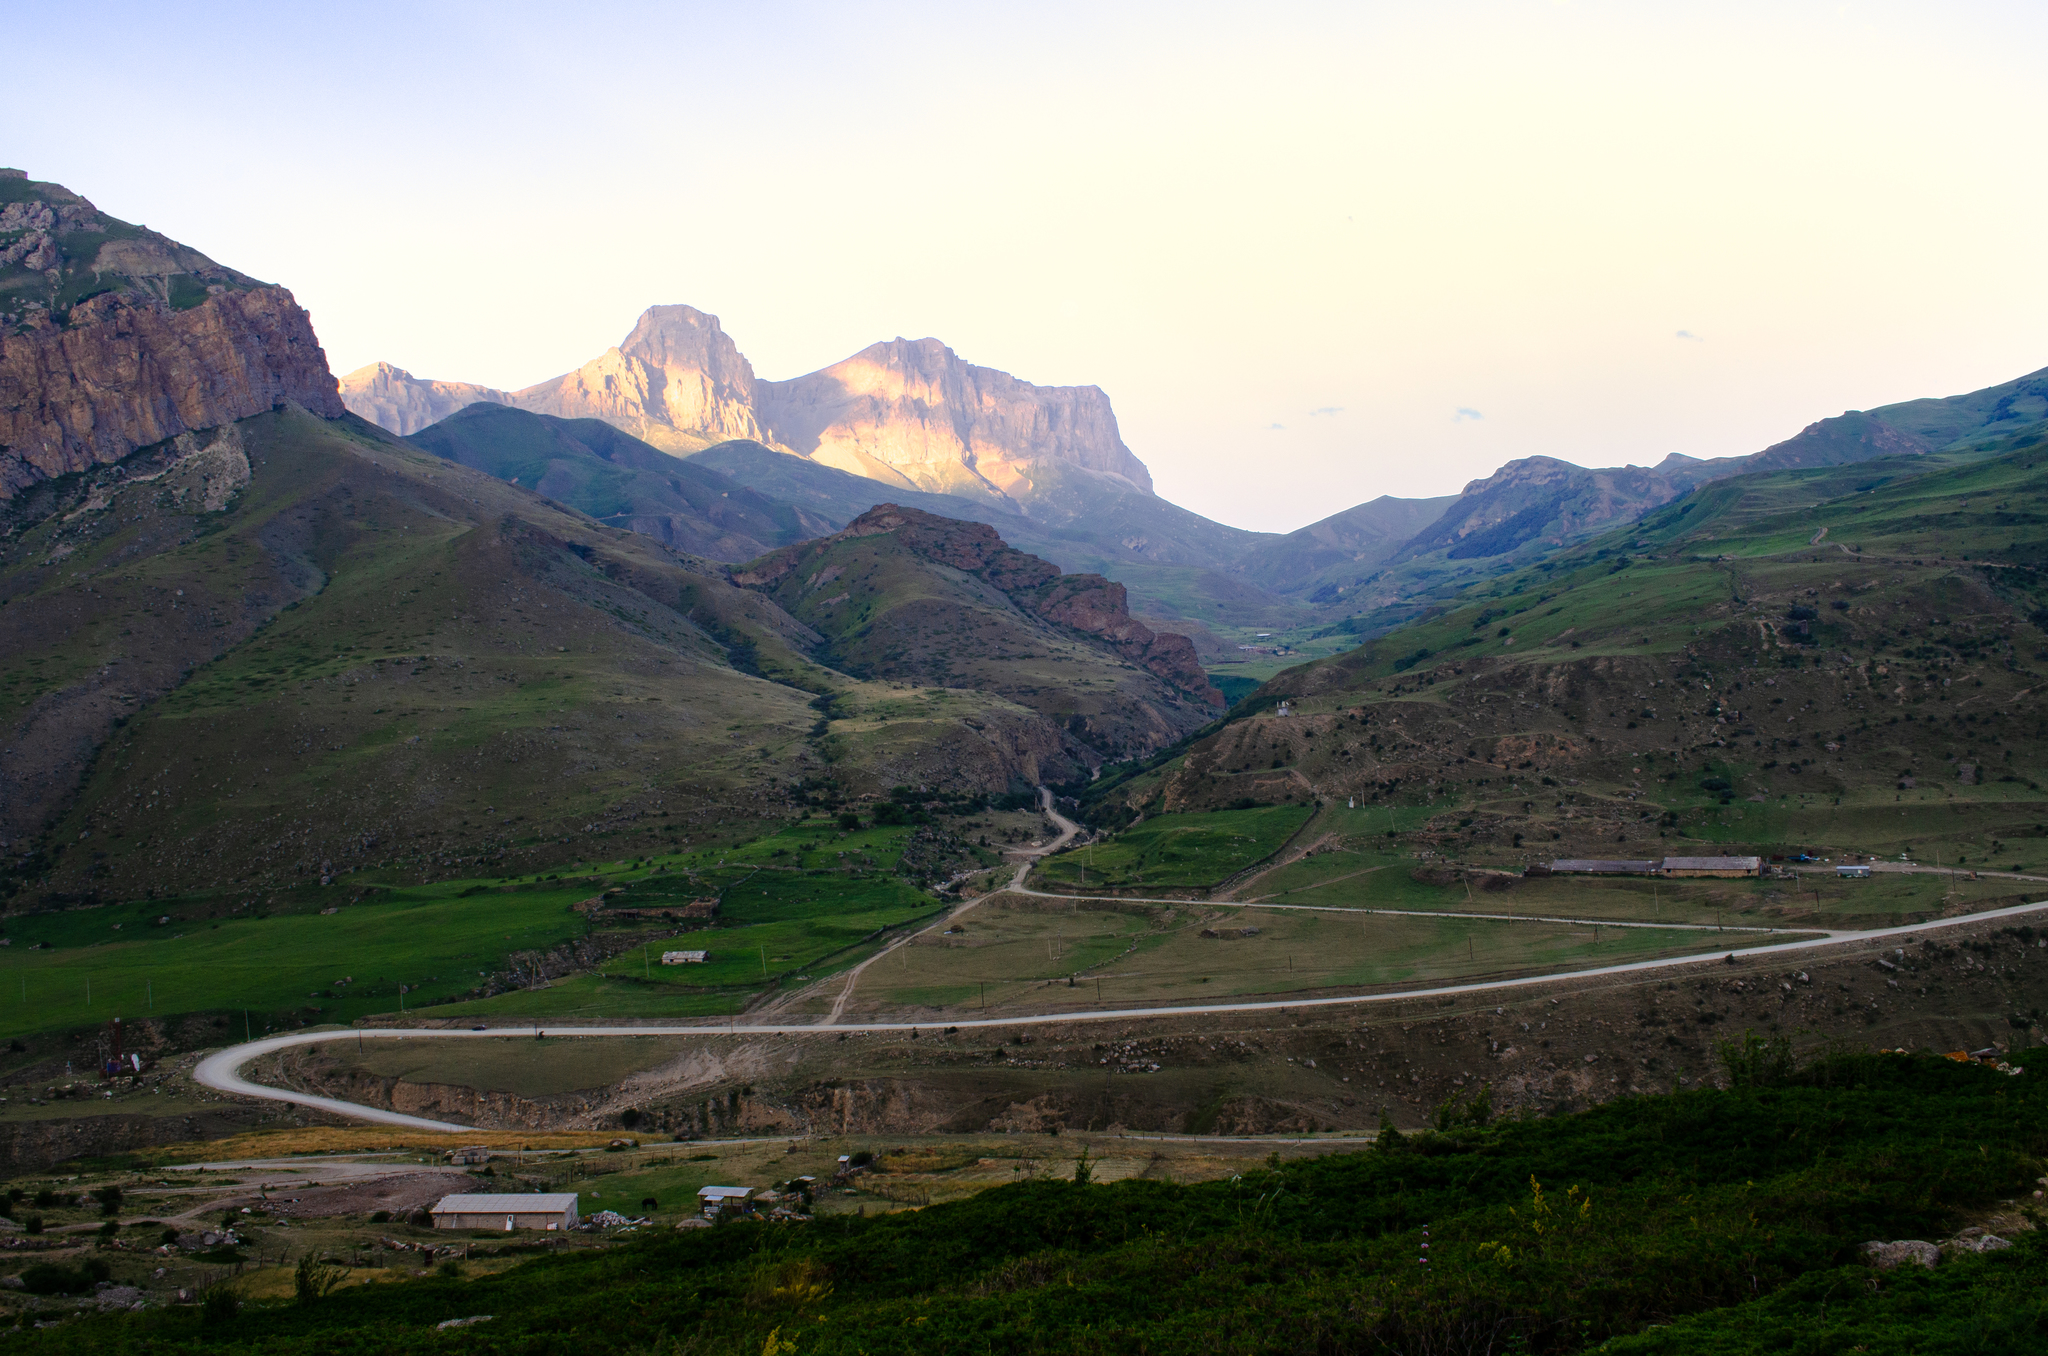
[431, 1192, 580, 1231]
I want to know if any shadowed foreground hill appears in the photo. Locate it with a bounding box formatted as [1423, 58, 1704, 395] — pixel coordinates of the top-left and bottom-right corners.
[20, 1057, 2048, 1354]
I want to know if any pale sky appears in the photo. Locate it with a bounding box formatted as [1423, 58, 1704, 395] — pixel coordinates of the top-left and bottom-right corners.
[12, 1, 2048, 532]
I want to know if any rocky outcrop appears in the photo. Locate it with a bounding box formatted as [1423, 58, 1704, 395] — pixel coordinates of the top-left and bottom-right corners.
[743, 504, 1221, 705]
[336, 362, 512, 435]
[756, 336, 1153, 501]
[0, 288, 343, 496]
[511, 305, 765, 451]
[0, 169, 341, 496]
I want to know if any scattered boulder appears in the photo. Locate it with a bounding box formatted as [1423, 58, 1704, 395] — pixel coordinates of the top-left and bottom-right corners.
[1944, 1232, 2013, 1256]
[1861, 1240, 1940, 1269]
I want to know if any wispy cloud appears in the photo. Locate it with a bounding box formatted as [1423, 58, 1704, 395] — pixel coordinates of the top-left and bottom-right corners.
[1309, 406, 1343, 416]
[1675, 329, 1703, 341]
[1264, 422, 1285, 431]
[1454, 407, 1483, 422]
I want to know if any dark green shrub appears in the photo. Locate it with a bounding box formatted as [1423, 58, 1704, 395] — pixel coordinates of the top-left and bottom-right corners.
[199, 1283, 239, 1325]
[19, 1258, 108, 1294]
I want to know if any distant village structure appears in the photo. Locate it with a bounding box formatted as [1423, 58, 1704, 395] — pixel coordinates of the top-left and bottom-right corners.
[661, 950, 709, 964]
[697, 1185, 756, 1218]
[431, 1192, 579, 1231]
[1542, 856, 1763, 878]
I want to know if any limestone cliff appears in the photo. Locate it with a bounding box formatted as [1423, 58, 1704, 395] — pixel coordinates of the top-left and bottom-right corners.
[510, 304, 765, 451]
[337, 362, 512, 435]
[344, 309, 1155, 509]
[0, 169, 343, 497]
[755, 337, 1152, 502]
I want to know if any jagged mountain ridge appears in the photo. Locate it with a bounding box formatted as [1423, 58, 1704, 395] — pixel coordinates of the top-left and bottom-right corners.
[342, 305, 1150, 510]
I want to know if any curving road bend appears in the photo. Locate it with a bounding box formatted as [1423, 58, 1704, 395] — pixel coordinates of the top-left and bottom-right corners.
[194, 892, 2048, 1132]
[815, 786, 1079, 1024]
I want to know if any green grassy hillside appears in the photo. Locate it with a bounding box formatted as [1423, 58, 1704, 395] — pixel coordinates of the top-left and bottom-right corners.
[1084, 431, 2048, 876]
[19, 1055, 2048, 1354]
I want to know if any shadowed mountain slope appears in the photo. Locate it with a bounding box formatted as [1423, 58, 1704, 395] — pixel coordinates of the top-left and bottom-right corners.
[736, 506, 1225, 780]
[694, 440, 1285, 627]
[407, 405, 832, 560]
[1231, 493, 1458, 602]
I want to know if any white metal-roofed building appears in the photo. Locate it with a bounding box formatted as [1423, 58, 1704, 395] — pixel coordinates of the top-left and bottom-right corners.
[662, 950, 709, 964]
[431, 1192, 579, 1231]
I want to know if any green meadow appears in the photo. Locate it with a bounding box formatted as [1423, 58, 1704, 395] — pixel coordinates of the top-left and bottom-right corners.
[0, 819, 945, 1042]
[1032, 805, 1314, 892]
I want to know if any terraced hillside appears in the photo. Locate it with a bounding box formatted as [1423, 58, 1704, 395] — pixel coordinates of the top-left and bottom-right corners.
[1085, 432, 2048, 874]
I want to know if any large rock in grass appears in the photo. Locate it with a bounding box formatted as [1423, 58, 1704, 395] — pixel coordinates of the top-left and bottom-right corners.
[1860, 1239, 1940, 1269]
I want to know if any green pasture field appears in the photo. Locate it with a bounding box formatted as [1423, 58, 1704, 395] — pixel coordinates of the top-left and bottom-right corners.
[850, 895, 1751, 1016]
[0, 819, 946, 1041]
[1261, 857, 2037, 928]
[1033, 805, 1314, 892]
[0, 885, 594, 1043]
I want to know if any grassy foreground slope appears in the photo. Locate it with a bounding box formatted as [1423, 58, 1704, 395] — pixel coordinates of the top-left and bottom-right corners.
[1085, 432, 2048, 873]
[24, 1055, 2048, 1354]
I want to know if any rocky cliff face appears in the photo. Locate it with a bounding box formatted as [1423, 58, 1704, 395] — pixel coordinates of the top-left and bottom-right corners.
[0, 169, 343, 497]
[755, 337, 1153, 502]
[510, 304, 766, 451]
[1, 288, 344, 496]
[336, 361, 512, 435]
[344, 309, 1155, 509]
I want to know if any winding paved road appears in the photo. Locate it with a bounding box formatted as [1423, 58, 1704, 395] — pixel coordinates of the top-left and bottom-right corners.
[195, 887, 2048, 1132]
